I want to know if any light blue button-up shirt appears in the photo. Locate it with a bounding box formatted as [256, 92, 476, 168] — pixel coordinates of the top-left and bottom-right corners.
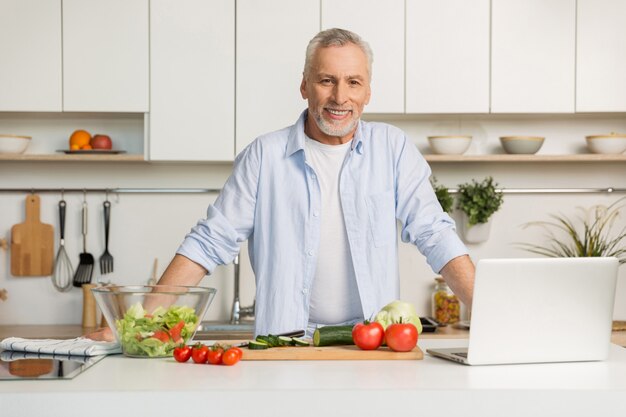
[178, 110, 468, 336]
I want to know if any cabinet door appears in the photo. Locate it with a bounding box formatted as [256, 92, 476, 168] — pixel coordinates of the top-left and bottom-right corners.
[577, 0, 626, 112]
[149, 0, 234, 161]
[406, 0, 490, 113]
[321, 0, 404, 113]
[491, 0, 575, 113]
[236, 0, 320, 154]
[0, 0, 62, 111]
[63, 0, 148, 112]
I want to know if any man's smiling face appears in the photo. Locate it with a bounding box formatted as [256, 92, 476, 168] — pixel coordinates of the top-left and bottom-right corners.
[300, 43, 371, 144]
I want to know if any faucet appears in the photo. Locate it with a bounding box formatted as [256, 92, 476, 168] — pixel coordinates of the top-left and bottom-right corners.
[230, 255, 255, 324]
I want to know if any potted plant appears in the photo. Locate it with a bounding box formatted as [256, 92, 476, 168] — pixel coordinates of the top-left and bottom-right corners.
[430, 177, 454, 214]
[456, 176, 504, 243]
[518, 197, 626, 264]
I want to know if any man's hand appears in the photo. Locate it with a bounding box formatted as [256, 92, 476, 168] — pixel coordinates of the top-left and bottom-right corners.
[439, 255, 475, 310]
[84, 327, 115, 342]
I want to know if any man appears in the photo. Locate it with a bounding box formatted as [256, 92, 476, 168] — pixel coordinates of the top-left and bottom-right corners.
[91, 28, 474, 340]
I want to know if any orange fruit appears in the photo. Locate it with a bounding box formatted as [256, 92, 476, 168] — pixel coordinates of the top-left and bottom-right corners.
[69, 130, 91, 148]
[81, 144, 92, 150]
[70, 144, 80, 150]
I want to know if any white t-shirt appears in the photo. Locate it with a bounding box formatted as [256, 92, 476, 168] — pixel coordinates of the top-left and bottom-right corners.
[304, 136, 364, 326]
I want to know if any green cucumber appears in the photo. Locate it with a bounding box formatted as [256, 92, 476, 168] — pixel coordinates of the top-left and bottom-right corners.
[248, 340, 269, 350]
[277, 336, 293, 346]
[256, 335, 270, 344]
[313, 325, 354, 347]
[267, 335, 280, 347]
[292, 337, 310, 347]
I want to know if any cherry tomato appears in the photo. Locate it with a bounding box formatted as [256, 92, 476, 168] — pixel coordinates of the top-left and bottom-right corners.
[222, 348, 242, 366]
[173, 345, 192, 363]
[207, 346, 224, 365]
[191, 343, 209, 364]
[352, 321, 384, 350]
[229, 346, 243, 360]
[385, 323, 418, 352]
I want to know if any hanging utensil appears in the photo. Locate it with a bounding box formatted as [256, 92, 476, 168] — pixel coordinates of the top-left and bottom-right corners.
[72, 193, 94, 287]
[99, 199, 113, 275]
[52, 199, 74, 292]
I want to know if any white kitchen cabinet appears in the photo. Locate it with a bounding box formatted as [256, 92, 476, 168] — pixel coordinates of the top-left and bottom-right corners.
[149, 0, 234, 161]
[321, 0, 404, 114]
[62, 0, 148, 112]
[236, 0, 320, 154]
[406, 0, 490, 114]
[0, 0, 62, 111]
[577, 0, 626, 112]
[491, 0, 575, 113]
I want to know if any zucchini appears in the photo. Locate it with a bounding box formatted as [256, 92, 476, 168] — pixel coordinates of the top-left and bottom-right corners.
[256, 335, 270, 344]
[248, 340, 269, 350]
[292, 337, 310, 347]
[313, 325, 354, 347]
[277, 336, 293, 346]
[267, 335, 280, 347]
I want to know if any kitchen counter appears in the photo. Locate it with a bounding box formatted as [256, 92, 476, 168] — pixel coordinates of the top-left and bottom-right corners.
[1, 337, 625, 417]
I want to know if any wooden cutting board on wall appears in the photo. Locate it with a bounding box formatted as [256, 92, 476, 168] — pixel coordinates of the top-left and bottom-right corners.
[239, 345, 424, 361]
[10, 195, 54, 276]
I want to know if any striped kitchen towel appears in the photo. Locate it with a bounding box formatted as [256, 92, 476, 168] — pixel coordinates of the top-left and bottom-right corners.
[0, 337, 121, 356]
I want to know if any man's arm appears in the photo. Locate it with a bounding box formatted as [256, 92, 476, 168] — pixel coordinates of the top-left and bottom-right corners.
[439, 254, 475, 309]
[157, 254, 208, 286]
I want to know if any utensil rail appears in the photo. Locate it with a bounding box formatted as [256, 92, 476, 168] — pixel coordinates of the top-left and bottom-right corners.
[0, 187, 625, 195]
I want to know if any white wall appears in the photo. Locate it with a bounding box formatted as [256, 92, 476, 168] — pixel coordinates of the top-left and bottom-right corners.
[1, 114, 626, 325]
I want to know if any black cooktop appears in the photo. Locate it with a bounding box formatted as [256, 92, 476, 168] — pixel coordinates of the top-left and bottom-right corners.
[0, 351, 105, 380]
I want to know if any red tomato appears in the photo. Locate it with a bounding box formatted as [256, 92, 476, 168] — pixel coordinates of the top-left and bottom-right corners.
[385, 323, 418, 352]
[352, 321, 384, 350]
[222, 348, 242, 366]
[173, 345, 192, 363]
[168, 320, 185, 343]
[207, 346, 224, 365]
[191, 343, 209, 364]
[229, 346, 243, 360]
[151, 330, 171, 343]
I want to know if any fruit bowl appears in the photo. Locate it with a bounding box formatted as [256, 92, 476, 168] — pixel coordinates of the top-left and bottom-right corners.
[0, 134, 31, 155]
[586, 133, 626, 154]
[92, 285, 216, 358]
[427, 135, 472, 155]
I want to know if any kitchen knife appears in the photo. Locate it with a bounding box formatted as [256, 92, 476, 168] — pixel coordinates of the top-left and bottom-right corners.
[233, 329, 306, 348]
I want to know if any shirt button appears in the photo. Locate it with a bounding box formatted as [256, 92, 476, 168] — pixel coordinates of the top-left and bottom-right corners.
[313, 211, 319, 217]
[308, 250, 314, 256]
[302, 288, 309, 294]
[311, 174, 316, 179]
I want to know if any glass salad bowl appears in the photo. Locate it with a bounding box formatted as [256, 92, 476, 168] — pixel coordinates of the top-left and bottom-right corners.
[92, 285, 216, 358]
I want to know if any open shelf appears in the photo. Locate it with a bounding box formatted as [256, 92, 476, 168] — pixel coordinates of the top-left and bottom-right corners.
[424, 154, 626, 162]
[0, 153, 145, 162]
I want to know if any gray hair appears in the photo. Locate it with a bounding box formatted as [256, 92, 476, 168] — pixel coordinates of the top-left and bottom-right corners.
[303, 28, 373, 81]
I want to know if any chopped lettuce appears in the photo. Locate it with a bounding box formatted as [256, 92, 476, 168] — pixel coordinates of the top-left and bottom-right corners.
[115, 302, 199, 357]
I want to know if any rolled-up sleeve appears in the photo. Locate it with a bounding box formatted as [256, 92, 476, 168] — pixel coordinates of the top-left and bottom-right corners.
[177, 141, 260, 274]
[394, 135, 468, 273]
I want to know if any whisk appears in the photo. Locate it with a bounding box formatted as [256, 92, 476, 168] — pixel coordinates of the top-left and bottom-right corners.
[52, 199, 74, 292]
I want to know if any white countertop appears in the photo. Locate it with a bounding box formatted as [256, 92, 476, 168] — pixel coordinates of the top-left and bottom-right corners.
[2, 338, 625, 417]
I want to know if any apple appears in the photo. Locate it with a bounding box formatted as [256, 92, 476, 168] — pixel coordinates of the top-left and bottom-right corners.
[91, 134, 113, 150]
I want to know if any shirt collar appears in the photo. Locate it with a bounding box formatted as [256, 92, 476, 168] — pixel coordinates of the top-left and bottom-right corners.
[286, 109, 365, 157]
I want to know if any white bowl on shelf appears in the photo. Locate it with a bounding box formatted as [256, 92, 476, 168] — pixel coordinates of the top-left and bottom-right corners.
[0, 134, 31, 155]
[499, 136, 545, 154]
[585, 133, 626, 154]
[427, 135, 472, 155]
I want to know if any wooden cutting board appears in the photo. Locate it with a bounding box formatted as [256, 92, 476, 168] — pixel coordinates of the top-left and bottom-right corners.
[10, 195, 54, 276]
[239, 344, 423, 361]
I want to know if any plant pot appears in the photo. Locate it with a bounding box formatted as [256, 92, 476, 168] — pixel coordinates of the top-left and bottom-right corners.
[460, 214, 492, 243]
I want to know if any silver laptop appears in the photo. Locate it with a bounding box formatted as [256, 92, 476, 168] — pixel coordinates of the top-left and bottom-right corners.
[427, 257, 618, 365]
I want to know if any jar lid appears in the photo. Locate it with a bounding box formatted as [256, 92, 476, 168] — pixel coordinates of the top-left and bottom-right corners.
[434, 277, 445, 283]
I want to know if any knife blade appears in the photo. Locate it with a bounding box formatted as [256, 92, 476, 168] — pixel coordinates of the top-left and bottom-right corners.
[233, 329, 306, 348]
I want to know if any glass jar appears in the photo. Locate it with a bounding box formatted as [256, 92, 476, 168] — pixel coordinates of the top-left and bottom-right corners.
[431, 277, 460, 325]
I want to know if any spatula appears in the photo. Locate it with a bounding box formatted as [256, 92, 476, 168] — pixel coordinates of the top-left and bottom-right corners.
[73, 200, 94, 287]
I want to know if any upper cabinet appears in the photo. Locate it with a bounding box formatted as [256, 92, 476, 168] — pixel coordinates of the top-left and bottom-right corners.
[63, 0, 148, 112]
[406, 0, 490, 114]
[149, 0, 234, 161]
[0, 0, 62, 111]
[576, 0, 626, 112]
[236, 0, 320, 154]
[322, 0, 404, 114]
[491, 0, 575, 113]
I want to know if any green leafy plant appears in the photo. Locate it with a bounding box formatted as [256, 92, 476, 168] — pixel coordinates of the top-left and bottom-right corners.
[430, 177, 454, 214]
[518, 198, 626, 265]
[456, 176, 504, 227]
